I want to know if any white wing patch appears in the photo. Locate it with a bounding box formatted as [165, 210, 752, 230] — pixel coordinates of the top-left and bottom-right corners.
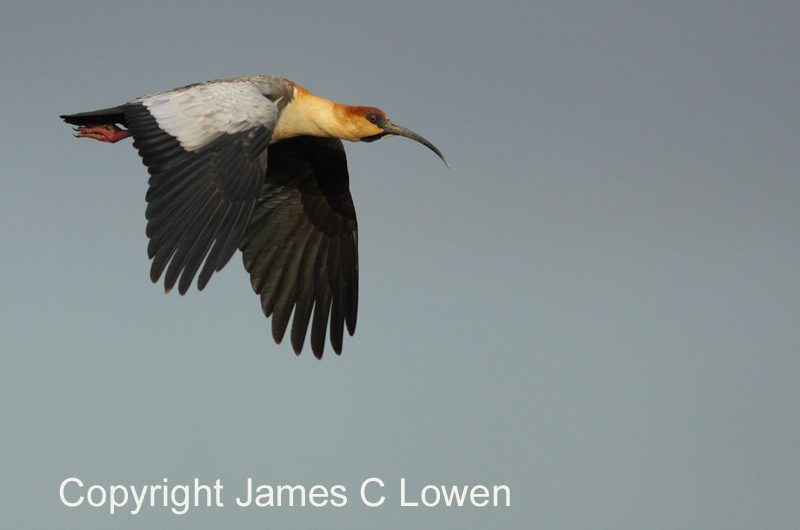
[139, 81, 278, 151]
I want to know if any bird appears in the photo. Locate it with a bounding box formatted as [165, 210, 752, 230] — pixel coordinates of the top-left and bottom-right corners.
[60, 75, 449, 359]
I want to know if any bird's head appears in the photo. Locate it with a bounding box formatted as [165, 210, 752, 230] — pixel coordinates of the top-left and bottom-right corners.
[347, 106, 450, 168]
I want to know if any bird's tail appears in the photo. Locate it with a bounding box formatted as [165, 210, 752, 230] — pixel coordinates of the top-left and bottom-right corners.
[60, 106, 128, 127]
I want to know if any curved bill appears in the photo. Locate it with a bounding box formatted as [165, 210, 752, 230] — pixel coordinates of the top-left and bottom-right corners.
[372, 119, 450, 169]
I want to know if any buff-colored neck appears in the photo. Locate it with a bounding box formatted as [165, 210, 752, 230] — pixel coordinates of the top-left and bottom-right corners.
[271, 84, 371, 143]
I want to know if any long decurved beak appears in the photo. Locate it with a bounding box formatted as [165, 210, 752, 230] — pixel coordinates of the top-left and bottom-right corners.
[366, 119, 450, 169]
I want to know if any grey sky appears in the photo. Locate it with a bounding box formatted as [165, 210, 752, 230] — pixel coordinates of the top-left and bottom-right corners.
[2, 1, 799, 528]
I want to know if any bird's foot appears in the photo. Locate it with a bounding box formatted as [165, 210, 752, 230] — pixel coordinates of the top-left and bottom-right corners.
[73, 124, 130, 143]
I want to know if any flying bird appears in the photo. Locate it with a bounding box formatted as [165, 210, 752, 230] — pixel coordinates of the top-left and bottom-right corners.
[61, 75, 449, 358]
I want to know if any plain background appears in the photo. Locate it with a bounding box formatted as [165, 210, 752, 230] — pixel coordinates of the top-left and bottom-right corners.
[2, 1, 798, 528]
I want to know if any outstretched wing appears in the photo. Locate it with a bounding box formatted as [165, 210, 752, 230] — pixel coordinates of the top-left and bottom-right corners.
[124, 80, 279, 294]
[240, 136, 359, 359]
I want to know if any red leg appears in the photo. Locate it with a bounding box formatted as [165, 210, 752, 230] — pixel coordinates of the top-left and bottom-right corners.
[73, 123, 131, 143]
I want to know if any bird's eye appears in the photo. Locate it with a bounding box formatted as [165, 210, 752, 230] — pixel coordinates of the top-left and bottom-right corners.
[366, 113, 379, 124]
